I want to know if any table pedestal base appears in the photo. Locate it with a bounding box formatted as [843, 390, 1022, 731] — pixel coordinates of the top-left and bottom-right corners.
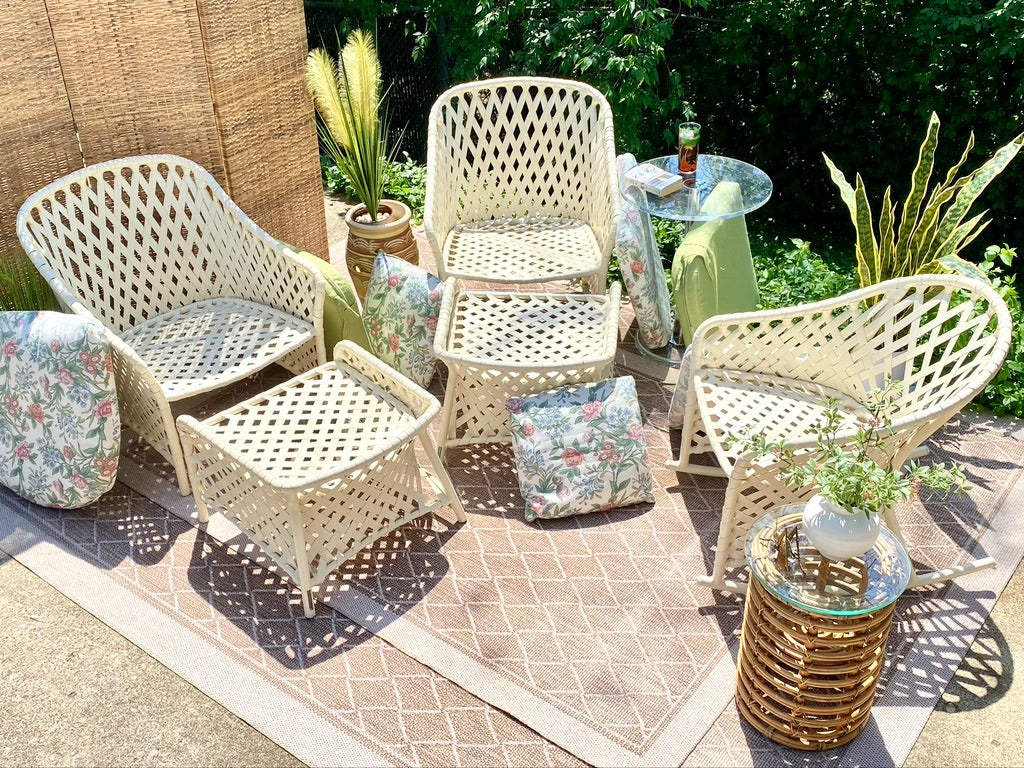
[736, 576, 896, 751]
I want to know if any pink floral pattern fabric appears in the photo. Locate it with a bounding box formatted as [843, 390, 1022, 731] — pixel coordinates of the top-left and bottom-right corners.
[362, 253, 445, 387]
[0, 311, 119, 508]
[616, 154, 674, 349]
[507, 376, 655, 522]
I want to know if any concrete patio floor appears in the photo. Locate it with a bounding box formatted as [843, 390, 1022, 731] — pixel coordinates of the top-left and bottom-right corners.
[1, 199, 1021, 767]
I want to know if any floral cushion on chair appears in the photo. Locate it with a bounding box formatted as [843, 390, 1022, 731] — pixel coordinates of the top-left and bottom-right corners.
[616, 153, 674, 349]
[507, 376, 655, 522]
[0, 311, 120, 508]
[362, 252, 445, 387]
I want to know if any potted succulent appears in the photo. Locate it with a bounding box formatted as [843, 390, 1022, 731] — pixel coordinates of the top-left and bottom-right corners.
[740, 380, 970, 560]
[305, 30, 418, 301]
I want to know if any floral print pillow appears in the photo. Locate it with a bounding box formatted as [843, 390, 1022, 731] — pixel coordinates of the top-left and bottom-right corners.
[616, 154, 674, 349]
[507, 376, 655, 522]
[0, 311, 120, 508]
[362, 252, 445, 387]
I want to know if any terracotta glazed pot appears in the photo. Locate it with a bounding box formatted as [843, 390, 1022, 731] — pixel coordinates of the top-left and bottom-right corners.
[801, 494, 882, 561]
[344, 199, 419, 302]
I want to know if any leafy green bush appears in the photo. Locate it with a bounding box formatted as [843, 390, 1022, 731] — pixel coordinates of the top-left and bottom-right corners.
[321, 152, 427, 223]
[751, 236, 857, 309]
[671, 0, 1024, 257]
[971, 244, 1024, 418]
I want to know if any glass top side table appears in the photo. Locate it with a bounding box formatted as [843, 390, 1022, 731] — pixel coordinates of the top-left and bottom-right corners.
[746, 505, 912, 617]
[736, 505, 911, 750]
[620, 155, 772, 365]
[620, 154, 773, 222]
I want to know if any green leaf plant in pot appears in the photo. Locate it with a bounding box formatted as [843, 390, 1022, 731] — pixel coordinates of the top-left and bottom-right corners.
[823, 113, 1024, 292]
[306, 30, 419, 303]
[739, 380, 970, 561]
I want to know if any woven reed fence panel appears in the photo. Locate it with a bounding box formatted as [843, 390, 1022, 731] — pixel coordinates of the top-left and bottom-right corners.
[0, 0, 82, 259]
[197, 0, 328, 258]
[46, 0, 225, 177]
[0, 0, 327, 266]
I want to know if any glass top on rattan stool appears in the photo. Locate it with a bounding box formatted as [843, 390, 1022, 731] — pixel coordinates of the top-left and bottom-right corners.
[621, 154, 773, 222]
[745, 506, 912, 617]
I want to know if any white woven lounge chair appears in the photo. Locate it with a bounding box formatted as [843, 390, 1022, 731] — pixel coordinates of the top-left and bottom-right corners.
[425, 76, 619, 293]
[17, 155, 327, 495]
[667, 275, 1012, 593]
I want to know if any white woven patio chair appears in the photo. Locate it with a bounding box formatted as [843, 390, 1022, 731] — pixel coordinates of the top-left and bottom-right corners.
[17, 155, 327, 496]
[425, 76, 619, 293]
[667, 275, 1012, 593]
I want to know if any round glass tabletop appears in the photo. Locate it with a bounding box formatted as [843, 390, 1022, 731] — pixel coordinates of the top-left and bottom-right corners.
[621, 154, 773, 222]
[745, 506, 912, 617]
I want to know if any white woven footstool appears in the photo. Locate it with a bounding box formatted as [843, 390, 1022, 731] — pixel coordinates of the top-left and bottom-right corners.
[433, 279, 621, 451]
[176, 341, 466, 617]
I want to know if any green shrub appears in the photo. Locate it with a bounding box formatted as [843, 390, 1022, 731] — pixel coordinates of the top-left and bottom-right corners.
[971, 244, 1024, 418]
[751, 236, 857, 309]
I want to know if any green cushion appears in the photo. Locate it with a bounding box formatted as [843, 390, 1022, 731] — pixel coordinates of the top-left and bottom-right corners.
[285, 248, 371, 354]
[670, 182, 760, 345]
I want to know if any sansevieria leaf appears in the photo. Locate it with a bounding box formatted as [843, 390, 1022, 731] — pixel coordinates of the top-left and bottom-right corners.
[937, 254, 992, 284]
[896, 111, 940, 256]
[878, 186, 896, 279]
[933, 132, 1024, 249]
[853, 173, 878, 288]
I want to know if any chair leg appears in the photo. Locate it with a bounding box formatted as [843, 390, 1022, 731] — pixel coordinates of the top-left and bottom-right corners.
[419, 434, 467, 522]
[883, 507, 996, 588]
[287, 497, 317, 618]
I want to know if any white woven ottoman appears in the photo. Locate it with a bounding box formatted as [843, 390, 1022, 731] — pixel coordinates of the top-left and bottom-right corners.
[433, 279, 621, 452]
[176, 342, 466, 617]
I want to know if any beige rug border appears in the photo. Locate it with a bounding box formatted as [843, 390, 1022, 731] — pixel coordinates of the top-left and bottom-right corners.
[0, 494, 398, 768]
[117, 455, 738, 768]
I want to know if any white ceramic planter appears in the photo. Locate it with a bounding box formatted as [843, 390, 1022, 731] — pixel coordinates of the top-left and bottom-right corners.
[801, 494, 882, 561]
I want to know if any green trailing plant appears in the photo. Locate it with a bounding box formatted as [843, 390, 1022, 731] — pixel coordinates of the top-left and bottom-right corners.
[739, 380, 969, 519]
[0, 249, 59, 312]
[823, 112, 1024, 290]
[306, 29, 393, 221]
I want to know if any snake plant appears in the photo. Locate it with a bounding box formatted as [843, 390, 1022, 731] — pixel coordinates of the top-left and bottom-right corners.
[823, 113, 1024, 288]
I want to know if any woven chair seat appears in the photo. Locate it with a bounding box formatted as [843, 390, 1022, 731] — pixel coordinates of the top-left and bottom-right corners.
[122, 297, 315, 401]
[443, 216, 602, 285]
[692, 370, 864, 475]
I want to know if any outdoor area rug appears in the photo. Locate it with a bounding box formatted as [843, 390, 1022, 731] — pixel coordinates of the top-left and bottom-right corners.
[2, 356, 1023, 767]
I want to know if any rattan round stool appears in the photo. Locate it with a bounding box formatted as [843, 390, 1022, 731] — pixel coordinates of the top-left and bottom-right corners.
[736, 506, 911, 751]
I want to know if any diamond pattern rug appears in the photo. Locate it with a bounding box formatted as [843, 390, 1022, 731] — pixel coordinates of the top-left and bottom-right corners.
[3, 345, 1023, 766]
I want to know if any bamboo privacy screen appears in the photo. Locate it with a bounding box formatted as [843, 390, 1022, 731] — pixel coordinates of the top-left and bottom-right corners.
[0, 0, 328, 262]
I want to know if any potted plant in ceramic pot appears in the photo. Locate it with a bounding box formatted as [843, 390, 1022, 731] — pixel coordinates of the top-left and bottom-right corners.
[740, 380, 970, 560]
[306, 30, 418, 302]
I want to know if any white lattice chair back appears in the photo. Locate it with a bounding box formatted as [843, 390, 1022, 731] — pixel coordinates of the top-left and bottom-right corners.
[17, 155, 318, 336]
[692, 274, 1010, 446]
[425, 77, 618, 288]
